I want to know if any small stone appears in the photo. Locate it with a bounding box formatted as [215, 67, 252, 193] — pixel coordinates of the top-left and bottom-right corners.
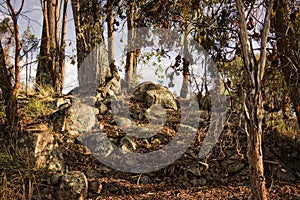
[115, 116, 132, 128]
[138, 175, 151, 184]
[98, 103, 108, 115]
[50, 172, 63, 185]
[85, 169, 101, 179]
[121, 136, 137, 152]
[275, 168, 296, 182]
[94, 108, 99, 115]
[107, 89, 115, 96]
[89, 180, 102, 194]
[48, 148, 65, 173]
[190, 178, 207, 186]
[56, 97, 71, 108]
[34, 187, 55, 200]
[227, 162, 245, 174]
[57, 171, 88, 200]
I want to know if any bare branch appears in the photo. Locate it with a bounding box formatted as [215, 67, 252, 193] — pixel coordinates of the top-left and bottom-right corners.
[258, 0, 275, 81]
[16, 0, 25, 16]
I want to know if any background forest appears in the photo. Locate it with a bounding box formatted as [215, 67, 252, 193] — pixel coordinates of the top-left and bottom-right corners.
[0, 0, 299, 199]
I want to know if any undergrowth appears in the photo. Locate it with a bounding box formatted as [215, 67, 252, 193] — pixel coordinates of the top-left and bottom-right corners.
[18, 85, 57, 121]
[0, 144, 49, 200]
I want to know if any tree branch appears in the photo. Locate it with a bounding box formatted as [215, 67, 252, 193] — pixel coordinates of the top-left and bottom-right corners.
[259, 0, 275, 81]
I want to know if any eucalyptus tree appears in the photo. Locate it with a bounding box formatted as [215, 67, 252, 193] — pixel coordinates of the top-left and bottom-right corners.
[0, 0, 24, 137]
[71, 0, 107, 87]
[36, 0, 68, 94]
[235, 0, 274, 199]
[106, 0, 120, 83]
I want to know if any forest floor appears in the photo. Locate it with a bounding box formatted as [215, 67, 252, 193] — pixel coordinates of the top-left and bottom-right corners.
[1, 94, 300, 199]
[61, 128, 300, 200]
[60, 103, 300, 200]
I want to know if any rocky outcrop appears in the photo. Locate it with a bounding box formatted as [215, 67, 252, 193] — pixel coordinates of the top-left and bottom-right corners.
[131, 82, 178, 111]
[19, 80, 214, 199]
[20, 123, 65, 174]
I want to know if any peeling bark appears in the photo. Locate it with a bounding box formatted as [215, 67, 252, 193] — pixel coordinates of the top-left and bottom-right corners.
[235, 0, 274, 199]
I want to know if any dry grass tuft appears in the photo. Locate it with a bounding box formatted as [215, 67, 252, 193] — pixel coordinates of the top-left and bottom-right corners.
[0, 144, 49, 200]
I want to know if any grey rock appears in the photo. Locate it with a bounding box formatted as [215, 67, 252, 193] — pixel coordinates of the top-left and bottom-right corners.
[48, 148, 65, 174]
[85, 169, 101, 179]
[275, 168, 296, 182]
[82, 133, 114, 157]
[57, 171, 88, 200]
[72, 104, 96, 132]
[190, 178, 207, 186]
[138, 175, 151, 184]
[221, 159, 246, 174]
[33, 187, 55, 200]
[50, 172, 63, 185]
[115, 116, 132, 128]
[22, 123, 64, 171]
[121, 135, 137, 152]
[98, 102, 108, 115]
[131, 109, 142, 120]
[56, 97, 71, 108]
[227, 162, 245, 174]
[89, 180, 102, 194]
[132, 82, 178, 110]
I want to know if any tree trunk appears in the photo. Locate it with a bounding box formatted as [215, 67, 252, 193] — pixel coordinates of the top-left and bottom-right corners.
[57, 0, 68, 93]
[0, 0, 24, 138]
[180, 24, 191, 98]
[36, 0, 51, 87]
[125, 0, 137, 87]
[0, 40, 18, 137]
[107, 1, 120, 81]
[71, 0, 105, 86]
[274, 0, 300, 128]
[36, 0, 66, 94]
[236, 0, 274, 199]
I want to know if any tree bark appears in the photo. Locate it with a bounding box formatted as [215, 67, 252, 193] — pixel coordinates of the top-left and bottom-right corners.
[235, 0, 274, 199]
[57, 0, 68, 93]
[36, 0, 66, 94]
[125, 0, 137, 87]
[274, 0, 300, 128]
[71, 0, 105, 86]
[0, 0, 24, 137]
[0, 40, 18, 137]
[180, 24, 191, 98]
[107, 1, 120, 81]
